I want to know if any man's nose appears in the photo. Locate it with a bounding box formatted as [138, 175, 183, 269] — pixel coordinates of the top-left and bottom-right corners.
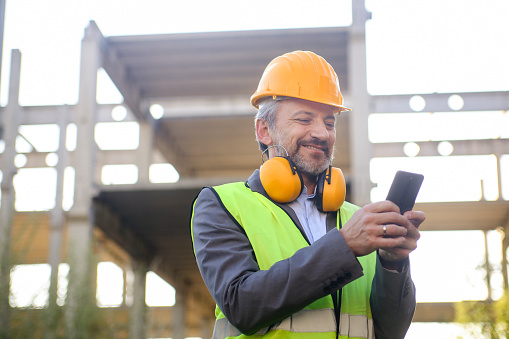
[309, 121, 330, 140]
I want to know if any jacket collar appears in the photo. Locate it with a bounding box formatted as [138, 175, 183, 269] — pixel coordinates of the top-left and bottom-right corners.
[246, 169, 269, 198]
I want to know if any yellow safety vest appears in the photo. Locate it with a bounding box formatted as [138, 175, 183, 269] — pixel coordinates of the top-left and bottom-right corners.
[196, 182, 376, 339]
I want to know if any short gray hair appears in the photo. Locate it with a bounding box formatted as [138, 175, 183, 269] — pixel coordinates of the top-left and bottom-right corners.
[254, 97, 289, 152]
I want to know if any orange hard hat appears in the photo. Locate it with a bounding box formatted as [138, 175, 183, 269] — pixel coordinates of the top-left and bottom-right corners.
[250, 50, 350, 112]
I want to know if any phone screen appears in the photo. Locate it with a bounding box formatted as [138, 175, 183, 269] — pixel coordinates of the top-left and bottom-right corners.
[386, 170, 424, 214]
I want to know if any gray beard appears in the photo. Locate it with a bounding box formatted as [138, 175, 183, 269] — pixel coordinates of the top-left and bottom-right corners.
[272, 143, 333, 176]
[270, 127, 334, 176]
[291, 148, 331, 176]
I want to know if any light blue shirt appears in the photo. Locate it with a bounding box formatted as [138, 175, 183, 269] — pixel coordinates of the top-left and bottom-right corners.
[287, 186, 328, 244]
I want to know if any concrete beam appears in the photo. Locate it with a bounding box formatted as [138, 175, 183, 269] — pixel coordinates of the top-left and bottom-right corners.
[77, 21, 145, 122]
[100, 36, 146, 121]
[153, 121, 193, 176]
[413, 302, 455, 322]
[93, 201, 154, 262]
[16, 104, 137, 125]
[416, 201, 509, 231]
[96, 177, 240, 192]
[372, 139, 509, 158]
[152, 95, 256, 119]
[372, 91, 509, 113]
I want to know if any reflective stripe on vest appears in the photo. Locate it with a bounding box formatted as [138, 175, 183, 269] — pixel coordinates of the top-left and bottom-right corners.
[213, 309, 374, 339]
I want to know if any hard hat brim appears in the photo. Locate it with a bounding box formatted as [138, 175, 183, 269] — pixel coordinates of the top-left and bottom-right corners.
[251, 93, 351, 113]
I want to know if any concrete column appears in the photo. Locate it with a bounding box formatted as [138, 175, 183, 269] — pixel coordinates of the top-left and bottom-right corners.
[0, 49, 22, 337]
[44, 106, 70, 339]
[502, 223, 509, 290]
[48, 106, 69, 307]
[483, 230, 493, 301]
[137, 120, 155, 184]
[172, 282, 187, 339]
[348, 0, 373, 206]
[66, 22, 101, 337]
[200, 315, 213, 339]
[129, 258, 148, 339]
[0, 0, 5, 95]
[123, 265, 130, 307]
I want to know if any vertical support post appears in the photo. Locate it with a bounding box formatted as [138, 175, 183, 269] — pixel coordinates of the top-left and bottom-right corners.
[0, 49, 22, 338]
[129, 258, 148, 339]
[0, 0, 6, 95]
[66, 21, 102, 337]
[484, 230, 492, 301]
[48, 106, 69, 308]
[348, 0, 372, 206]
[172, 281, 187, 339]
[496, 140, 504, 202]
[200, 315, 213, 339]
[137, 120, 154, 184]
[502, 223, 509, 290]
[123, 265, 130, 307]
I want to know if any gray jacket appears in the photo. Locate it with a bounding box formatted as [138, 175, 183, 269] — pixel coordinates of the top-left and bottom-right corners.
[192, 170, 416, 338]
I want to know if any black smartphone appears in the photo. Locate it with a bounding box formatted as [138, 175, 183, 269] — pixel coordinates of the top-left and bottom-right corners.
[386, 170, 424, 214]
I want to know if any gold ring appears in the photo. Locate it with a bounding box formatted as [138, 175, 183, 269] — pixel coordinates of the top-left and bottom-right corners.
[382, 224, 387, 237]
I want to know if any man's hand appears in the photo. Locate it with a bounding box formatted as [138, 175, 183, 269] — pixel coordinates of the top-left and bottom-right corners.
[339, 201, 425, 260]
[379, 209, 425, 263]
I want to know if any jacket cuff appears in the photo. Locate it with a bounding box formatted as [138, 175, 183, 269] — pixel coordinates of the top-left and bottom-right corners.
[316, 228, 364, 295]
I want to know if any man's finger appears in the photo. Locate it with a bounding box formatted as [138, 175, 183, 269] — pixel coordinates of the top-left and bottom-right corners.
[380, 224, 408, 238]
[403, 210, 426, 228]
[365, 200, 401, 214]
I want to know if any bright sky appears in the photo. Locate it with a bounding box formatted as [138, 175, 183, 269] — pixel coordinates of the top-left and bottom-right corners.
[2, 0, 509, 105]
[2, 1, 509, 338]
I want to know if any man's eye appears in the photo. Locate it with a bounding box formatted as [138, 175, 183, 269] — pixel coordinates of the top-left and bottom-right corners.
[296, 119, 310, 123]
[326, 123, 335, 129]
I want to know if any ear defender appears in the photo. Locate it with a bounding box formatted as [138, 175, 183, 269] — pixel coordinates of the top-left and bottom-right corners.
[260, 156, 303, 203]
[259, 146, 346, 210]
[259, 145, 303, 203]
[315, 165, 346, 212]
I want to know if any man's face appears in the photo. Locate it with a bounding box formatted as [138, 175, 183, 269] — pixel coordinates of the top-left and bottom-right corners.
[270, 99, 336, 177]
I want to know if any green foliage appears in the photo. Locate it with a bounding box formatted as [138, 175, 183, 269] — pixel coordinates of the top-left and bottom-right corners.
[455, 291, 509, 339]
[0, 214, 128, 339]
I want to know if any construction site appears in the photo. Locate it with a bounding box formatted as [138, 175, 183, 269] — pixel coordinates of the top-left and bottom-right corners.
[0, 1, 508, 338]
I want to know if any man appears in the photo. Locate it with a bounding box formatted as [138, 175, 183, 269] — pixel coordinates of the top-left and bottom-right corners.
[191, 51, 425, 339]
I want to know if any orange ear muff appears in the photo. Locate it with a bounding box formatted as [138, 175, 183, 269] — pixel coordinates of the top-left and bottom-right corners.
[260, 156, 303, 203]
[315, 166, 346, 212]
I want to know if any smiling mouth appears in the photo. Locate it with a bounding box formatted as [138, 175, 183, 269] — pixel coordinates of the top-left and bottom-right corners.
[303, 145, 325, 152]
[298, 140, 329, 157]
[290, 137, 331, 159]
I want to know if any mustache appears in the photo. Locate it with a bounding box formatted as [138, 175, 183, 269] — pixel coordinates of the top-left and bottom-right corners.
[297, 138, 330, 154]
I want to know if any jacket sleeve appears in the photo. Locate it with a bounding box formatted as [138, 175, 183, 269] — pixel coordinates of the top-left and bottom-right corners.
[191, 187, 364, 335]
[370, 255, 416, 339]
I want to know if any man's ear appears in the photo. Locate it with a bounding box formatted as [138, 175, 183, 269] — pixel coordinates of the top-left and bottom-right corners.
[255, 119, 273, 146]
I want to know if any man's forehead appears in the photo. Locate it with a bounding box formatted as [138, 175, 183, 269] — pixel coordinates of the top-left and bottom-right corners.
[290, 110, 337, 120]
[278, 99, 337, 117]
